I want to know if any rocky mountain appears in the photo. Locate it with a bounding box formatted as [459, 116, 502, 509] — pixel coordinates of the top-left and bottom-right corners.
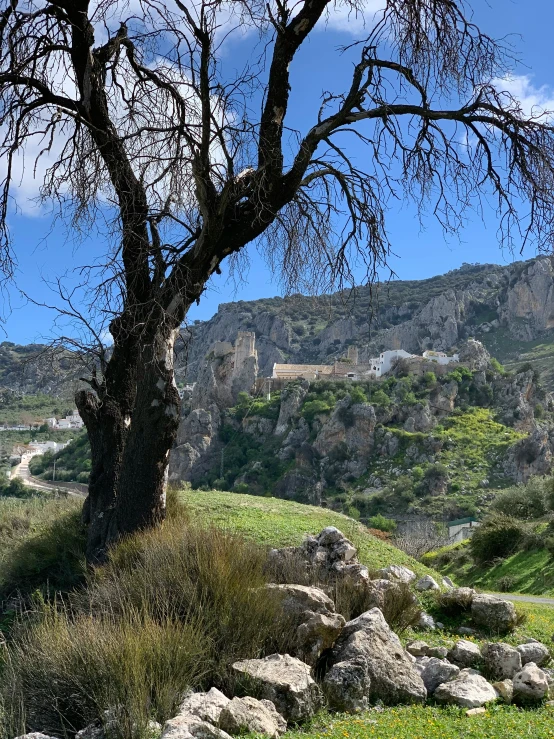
[169, 338, 554, 522]
[178, 256, 554, 389]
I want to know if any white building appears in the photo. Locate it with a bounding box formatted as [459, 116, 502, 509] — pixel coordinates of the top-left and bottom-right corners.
[365, 349, 415, 378]
[45, 417, 57, 427]
[57, 418, 71, 429]
[448, 517, 480, 543]
[422, 350, 460, 365]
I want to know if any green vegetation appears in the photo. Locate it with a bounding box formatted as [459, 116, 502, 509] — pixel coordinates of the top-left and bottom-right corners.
[0, 390, 72, 426]
[288, 705, 554, 739]
[181, 489, 437, 579]
[2, 487, 554, 738]
[29, 431, 90, 482]
[423, 476, 554, 595]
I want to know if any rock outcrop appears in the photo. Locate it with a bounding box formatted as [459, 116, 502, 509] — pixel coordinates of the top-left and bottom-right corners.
[231, 654, 323, 722]
[329, 608, 427, 705]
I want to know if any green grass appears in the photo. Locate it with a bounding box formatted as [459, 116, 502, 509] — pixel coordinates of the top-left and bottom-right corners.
[430, 543, 554, 597]
[289, 705, 554, 739]
[433, 408, 525, 491]
[180, 488, 439, 579]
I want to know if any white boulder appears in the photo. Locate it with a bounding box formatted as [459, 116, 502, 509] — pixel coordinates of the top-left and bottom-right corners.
[513, 662, 550, 703]
[482, 642, 522, 680]
[416, 575, 440, 592]
[232, 653, 322, 722]
[219, 697, 286, 738]
[434, 669, 498, 708]
[517, 641, 550, 667]
[447, 640, 482, 668]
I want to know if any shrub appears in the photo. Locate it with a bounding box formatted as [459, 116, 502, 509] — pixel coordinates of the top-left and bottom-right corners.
[491, 477, 551, 520]
[368, 514, 397, 533]
[544, 535, 554, 559]
[348, 386, 367, 405]
[302, 399, 333, 422]
[370, 389, 391, 407]
[490, 357, 506, 375]
[0, 506, 86, 606]
[469, 514, 526, 564]
[497, 575, 518, 593]
[1, 513, 293, 738]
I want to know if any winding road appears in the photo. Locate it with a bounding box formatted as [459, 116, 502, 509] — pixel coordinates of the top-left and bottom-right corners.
[11, 455, 86, 498]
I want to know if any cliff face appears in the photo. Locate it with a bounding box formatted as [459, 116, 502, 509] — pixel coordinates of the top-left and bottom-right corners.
[177, 256, 554, 385]
[174, 338, 554, 521]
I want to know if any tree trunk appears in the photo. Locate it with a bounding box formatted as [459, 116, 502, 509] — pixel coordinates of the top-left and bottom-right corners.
[76, 389, 126, 562]
[110, 324, 181, 540]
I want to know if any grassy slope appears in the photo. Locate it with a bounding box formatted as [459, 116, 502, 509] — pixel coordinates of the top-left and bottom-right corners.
[4, 489, 554, 738]
[181, 489, 438, 579]
[430, 543, 554, 597]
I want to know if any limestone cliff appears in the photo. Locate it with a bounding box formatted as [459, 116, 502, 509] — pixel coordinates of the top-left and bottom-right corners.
[177, 257, 554, 387]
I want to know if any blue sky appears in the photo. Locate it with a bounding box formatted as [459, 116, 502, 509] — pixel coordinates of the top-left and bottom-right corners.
[3, 0, 554, 344]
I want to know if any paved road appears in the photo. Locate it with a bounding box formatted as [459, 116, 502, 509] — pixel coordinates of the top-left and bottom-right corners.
[487, 592, 554, 606]
[12, 456, 85, 498]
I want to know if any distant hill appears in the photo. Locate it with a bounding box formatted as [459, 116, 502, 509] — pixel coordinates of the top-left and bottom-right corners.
[180, 256, 554, 390]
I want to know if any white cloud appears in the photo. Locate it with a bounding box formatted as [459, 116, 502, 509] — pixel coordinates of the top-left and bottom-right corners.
[494, 75, 554, 120]
[319, 0, 385, 34]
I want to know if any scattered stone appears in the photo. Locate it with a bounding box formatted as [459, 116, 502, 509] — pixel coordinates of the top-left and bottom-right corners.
[232, 653, 323, 722]
[416, 575, 440, 591]
[318, 526, 344, 547]
[442, 576, 455, 589]
[415, 657, 460, 694]
[162, 716, 232, 739]
[219, 697, 286, 738]
[465, 707, 487, 716]
[15, 735, 56, 739]
[434, 669, 498, 708]
[513, 662, 550, 703]
[178, 688, 230, 724]
[417, 612, 436, 631]
[266, 584, 336, 616]
[406, 640, 429, 657]
[517, 641, 550, 667]
[447, 640, 482, 668]
[493, 679, 514, 704]
[268, 528, 368, 589]
[363, 579, 403, 612]
[482, 643, 522, 680]
[322, 658, 371, 713]
[330, 608, 426, 704]
[296, 611, 345, 665]
[471, 594, 517, 634]
[376, 565, 416, 583]
[436, 622, 445, 630]
[428, 646, 448, 659]
[441, 587, 475, 611]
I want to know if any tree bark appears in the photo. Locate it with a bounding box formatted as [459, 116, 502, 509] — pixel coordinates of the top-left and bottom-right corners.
[76, 389, 125, 562]
[114, 324, 181, 538]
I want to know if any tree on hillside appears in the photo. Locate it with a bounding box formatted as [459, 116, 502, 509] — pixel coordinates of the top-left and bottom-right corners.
[2, 0, 554, 561]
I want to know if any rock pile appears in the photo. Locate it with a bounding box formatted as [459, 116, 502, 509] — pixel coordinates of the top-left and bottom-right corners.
[14, 527, 553, 739]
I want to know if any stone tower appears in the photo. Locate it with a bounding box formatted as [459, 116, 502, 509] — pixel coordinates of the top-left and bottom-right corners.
[347, 345, 359, 364]
[233, 331, 257, 375]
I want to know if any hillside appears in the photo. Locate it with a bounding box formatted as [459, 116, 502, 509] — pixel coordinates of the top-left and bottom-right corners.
[170, 338, 554, 521]
[180, 256, 554, 387]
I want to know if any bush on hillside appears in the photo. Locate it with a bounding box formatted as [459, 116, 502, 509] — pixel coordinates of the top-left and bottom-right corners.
[469, 514, 526, 564]
[1, 513, 294, 738]
[491, 477, 553, 520]
[368, 514, 397, 533]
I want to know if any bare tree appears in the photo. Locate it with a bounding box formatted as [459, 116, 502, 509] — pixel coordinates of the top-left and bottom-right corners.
[2, 0, 554, 561]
